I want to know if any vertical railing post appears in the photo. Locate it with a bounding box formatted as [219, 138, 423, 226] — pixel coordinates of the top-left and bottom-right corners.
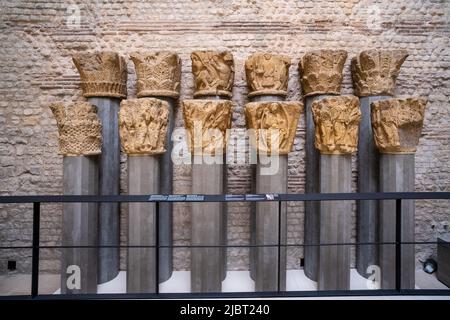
[31, 202, 40, 298]
[277, 200, 282, 293]
[155, 200, 160, 295]
[395, 198, 402, 292]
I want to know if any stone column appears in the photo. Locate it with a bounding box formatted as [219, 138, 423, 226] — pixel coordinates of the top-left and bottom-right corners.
[119, 98, 169, 293]
[183, 99, 233, 292]
[371, 98, 427, 289]
[183, 51, 234, 292]
[312, 96, 361, 290]
[244, 53, 302, 291]
[73, 52, 127, 284]
[351, 50, 409, 278]
[298, 50, 348, 281]
[130, 52, 182, 282]
[49, 102, 102, 294]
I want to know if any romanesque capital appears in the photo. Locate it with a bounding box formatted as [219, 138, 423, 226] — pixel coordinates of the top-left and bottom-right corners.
[49, 102, 102, 156]
[130, 52, 181, 98]
[182, 100, 234, 156]
[371, 98, 427, 154]
[298, 50, 347, 97]
[245, 53, 291, 98]
[312, 95, 361, 154]
[351, 50, 409, 97]
[72, 51, 128, 98]
[119, 98, 169, 155]
[245, 101, 303, 155]
[191, 51, 234, 98]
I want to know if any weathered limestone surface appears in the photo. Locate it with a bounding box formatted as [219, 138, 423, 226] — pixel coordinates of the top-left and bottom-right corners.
[119, 98, 169, 155]
[49, 102, 102, 156]
[312, 95, 361, 154]
[351, 50, 409, 97]
[374, 97, 426, 289]
[314, 96, 361, 290]
[245, 53, 291, 97]
[72, 52, 128, 98]
[0, 1, 448, 277]
[191, 51, 234, 98]
[245, 101, 303, 155]
[130, 52, 181, 98]
[371, 98, 427, 154]
[299, 50, 347, 97]
[182, 99, 233, 156]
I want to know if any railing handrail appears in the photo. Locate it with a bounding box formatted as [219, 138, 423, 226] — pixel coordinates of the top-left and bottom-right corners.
[0, 191, 449, 203]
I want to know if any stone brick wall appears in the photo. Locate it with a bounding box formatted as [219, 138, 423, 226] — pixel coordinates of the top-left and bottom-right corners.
[0, 0, 448, 274]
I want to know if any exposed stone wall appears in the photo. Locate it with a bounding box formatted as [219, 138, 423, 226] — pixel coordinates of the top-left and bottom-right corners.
[0, 0, 448, 274]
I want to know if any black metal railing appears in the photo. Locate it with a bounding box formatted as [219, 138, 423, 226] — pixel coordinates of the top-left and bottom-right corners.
[0, 192, 449, 299]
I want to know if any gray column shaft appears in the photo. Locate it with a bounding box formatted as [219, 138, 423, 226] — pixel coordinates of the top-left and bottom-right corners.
[255, 156, 287, 291]
[247, 94, 286, 289]
[319, 154, 351, 290]
[191, 157, 226, 292]
[356, 95, 390, 278]
[61, 156, 98, 294]
[379, 154, 415, 289]
[127, 156, 159, 293]
[304, 94, 331, 281]
[153, 96, 175, 283]
[88, 97, 121, 284]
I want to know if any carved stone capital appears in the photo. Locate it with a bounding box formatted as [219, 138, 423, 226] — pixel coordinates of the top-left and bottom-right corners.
[182, 100, 234, 156]
[49, 102, 102, 156]
[245, 53, 291, 98]
[312, 95, 361, 155]
[299, 50, 347, 97]
[191, 51, 234, 98]
[351, 50, 408, 97]
[130, 52, 181, 98]
[245, 101, 303, 155]
[119, 98, 169, 155]
[72, 51, 127, 98]
[371, 98, 427, 154]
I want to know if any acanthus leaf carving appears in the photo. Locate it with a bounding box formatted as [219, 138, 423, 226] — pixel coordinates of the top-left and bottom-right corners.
[298, 50, 347, 97]
[351, 50, 408, 97]
[72, 51, 128, 98]
[130, 52, 181, 98]
[119, 98, 169, 155]
[312, 95, 361, 154]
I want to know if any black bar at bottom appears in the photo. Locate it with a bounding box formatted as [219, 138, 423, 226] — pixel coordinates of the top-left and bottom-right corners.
[395, 199, 402, 292]
[31, 202, 40, 298]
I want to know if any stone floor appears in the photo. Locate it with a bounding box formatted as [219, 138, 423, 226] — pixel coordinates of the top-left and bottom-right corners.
[1, 269, 448, 298]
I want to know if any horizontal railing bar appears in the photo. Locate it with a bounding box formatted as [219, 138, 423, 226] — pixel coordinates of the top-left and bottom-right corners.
[0, 241, 443, 250]
[0, 192, 449, 203]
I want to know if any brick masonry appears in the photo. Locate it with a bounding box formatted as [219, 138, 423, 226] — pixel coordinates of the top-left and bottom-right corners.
[0, 0, 449, 274]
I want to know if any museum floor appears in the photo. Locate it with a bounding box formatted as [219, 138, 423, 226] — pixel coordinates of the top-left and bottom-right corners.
[1, 269, 448, 299]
